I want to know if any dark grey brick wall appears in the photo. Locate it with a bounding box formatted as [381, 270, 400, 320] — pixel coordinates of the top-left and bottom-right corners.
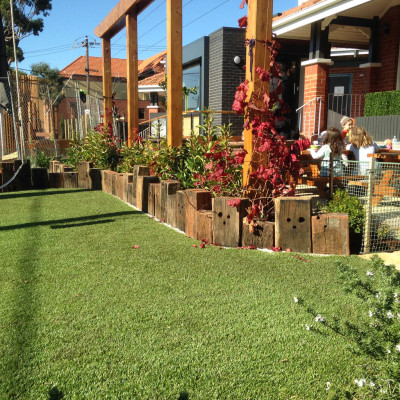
[209, 27, 246, 136]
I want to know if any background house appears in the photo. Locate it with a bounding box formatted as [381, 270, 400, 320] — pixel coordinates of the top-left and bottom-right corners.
[58, 51, 166, 138]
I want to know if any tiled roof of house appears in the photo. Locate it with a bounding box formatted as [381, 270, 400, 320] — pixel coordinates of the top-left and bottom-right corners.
[139, 71, 165, 86]
[60, 56, 131, 78]
[273, 0, 324, 21]
[59, 50, 166, 80]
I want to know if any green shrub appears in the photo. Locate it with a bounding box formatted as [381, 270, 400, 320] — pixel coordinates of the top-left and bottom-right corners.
[34, 151, 51, 169]
[318, 189, 365, 234]
[66, 123, 121, 171]
[295, 256, 400, 399]
[364, 91, 400, 116]
[117, 139, 150, 173]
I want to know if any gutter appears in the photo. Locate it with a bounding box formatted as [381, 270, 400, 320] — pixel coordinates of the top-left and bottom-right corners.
[272, 0, 374, 36]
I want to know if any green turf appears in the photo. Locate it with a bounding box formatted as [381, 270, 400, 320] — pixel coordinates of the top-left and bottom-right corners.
[0, 189, 374, 399]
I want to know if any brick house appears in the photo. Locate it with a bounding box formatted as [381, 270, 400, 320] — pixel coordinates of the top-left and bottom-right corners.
[58, 50, 166, 135]
[183, 0, 399, 140]
[272, 0, 400, 138]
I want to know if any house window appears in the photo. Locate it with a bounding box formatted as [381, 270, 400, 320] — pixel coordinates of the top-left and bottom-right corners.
[183, 63, 200, 111]
[150, 92, 159, 106]
[139, 108, 145, 119]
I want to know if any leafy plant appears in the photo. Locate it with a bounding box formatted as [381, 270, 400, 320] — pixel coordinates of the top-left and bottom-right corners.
[117, 137, 149, 173]
[34, 151, 51, 169]
[66, 122, 121, 171]
[317, 189, 365, 234]
[364, 91, 400, 117]
[294, 256, 400, 399]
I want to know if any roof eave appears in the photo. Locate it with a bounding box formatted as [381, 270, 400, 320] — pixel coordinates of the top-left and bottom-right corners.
[272, 0, 374, 37]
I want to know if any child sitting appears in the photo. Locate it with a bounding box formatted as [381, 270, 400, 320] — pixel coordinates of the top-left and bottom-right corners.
[346, 126, 379, 174]
[340, 116, 354, 141]
[310, 127, 348, 176]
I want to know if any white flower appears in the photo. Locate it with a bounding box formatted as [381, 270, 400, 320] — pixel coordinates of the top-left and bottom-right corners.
[387, 311, 394, 319]
[394, 293, 398, 303]
[395, 344, 400, 352]
[367, 271, 374, 276]
[355, 378, 366, 387]
[370, 381, 375, 387]
[369, 310, 374, 317]
[376, 292, 381, 298]
[315, 314, 325, 322]
[293, 297, 299, 303]
[387, 348, 392, 354]
[326, 382, 331, 391]
[305, 324, 312, 331]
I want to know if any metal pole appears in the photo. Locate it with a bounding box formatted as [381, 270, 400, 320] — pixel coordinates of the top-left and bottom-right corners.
[75, 81, 83, 138]
[9, 0, 25, 161]
[329, 152, 334, 198]
[0, 111, 4, 159]
[85, 36, 90, 96]
[7, 71, 20, 159]
[317, 97, 322, 136]
[47, 86, 58, 158]
[363, 156, 376, 253]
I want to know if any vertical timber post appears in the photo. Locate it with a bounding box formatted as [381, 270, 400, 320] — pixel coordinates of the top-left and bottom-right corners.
[243, 0, 273, 187]
[102, 35, 113, 126]
[166, 0, 182, 147]
[126, 10, 139, 145]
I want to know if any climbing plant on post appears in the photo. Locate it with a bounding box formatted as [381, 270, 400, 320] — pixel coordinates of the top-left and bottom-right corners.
[234, 0, 306, 220]
[241, 0, 272, 187]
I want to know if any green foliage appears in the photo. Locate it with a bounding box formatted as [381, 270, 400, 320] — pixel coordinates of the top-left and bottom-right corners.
[318, 189, 365, 234]
[148, 110, 241, 192]
[295, 256, 400, 399]
[34, 150, 51, 168]
[364, 91, 400, 116]
[66, 123, 121, 171]
[30, 62, 64, 105]
[117, 139, 150, 173]
[1, 0, 52, 64]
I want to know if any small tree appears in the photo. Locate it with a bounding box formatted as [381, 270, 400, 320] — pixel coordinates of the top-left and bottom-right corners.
[30, 62, 64, 105]
[2, 0, 52, 64]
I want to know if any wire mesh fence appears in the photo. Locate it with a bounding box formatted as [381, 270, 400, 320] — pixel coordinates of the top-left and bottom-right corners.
[0, 73, 105, 166]
[296, 157, 400, 253]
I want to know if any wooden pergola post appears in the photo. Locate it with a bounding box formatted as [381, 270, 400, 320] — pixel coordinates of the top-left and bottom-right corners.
[126, 11, 139, 144]
[166, 0, 183, 147]
[243, 0, 273, 187]
[95, 1, 155, 142]
[102, 35, 113, 126]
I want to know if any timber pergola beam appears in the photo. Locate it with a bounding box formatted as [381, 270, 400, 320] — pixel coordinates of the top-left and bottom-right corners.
[95, 0, 183, 147]
[243, 0, 273, 187]
[94, 0, 153, 144]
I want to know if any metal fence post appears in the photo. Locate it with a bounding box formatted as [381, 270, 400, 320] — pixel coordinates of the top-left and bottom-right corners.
[363, 156, 376, 253]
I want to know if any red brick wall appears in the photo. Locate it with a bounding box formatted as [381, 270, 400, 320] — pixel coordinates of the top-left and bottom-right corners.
[303, 63, 329, 137]
[378, 5, 400, 92]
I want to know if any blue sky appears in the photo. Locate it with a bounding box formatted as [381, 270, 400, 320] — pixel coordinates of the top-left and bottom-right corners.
[16, 0, 298, 73]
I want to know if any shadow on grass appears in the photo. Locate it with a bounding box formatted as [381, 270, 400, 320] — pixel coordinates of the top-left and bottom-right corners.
[178, 393, 190, 400]
[48, 386, 64, 400]
[5, 196, 42, 397]
[0, 189, 90, 200]
[0, 211, 138, 231]
[50, 219, 115, 229]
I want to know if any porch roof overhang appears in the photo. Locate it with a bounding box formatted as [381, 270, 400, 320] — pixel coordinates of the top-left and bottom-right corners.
[272, 0, 400, 47]
[94, 0, 153, 39]
[138, 85, 165, 93]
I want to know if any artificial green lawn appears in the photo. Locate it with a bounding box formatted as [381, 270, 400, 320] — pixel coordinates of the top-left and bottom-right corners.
[0, 189, 375, 399]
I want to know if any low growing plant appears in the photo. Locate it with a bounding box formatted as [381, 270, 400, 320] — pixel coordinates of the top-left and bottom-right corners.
[34, 151, 51, 169]
[317, 189, 365, 234]
[294, 256, 400, 399]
